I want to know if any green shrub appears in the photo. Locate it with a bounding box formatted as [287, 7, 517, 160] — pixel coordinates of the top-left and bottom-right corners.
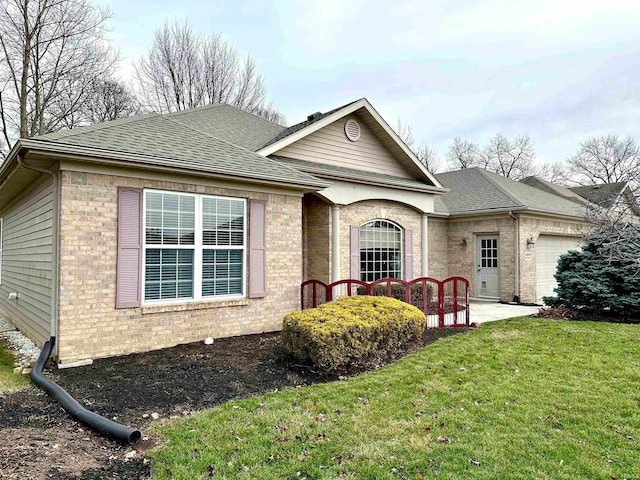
[544, 226, 640, 319]
[282, 296, 427, 372]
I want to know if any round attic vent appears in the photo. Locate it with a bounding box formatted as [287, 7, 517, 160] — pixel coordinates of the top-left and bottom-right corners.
[344, 119, 361, 142]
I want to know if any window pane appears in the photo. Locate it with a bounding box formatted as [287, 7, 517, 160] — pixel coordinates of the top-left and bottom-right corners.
[145, 192, 195, 245]
[202, 248, 243, 297]
[145, 248, 193, 301]
[359, 220, 402, 282]
[202, 198, 244, 246]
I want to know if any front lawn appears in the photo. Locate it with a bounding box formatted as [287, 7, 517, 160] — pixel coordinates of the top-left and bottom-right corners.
[0, 339, 29, 393]
[151, 318, 640, 479]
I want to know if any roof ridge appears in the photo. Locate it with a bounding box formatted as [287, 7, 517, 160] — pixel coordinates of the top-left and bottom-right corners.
[165, 103, 285, 128]
[163, 104, 225, 118]
[472, 167, 526, 208]
[36, 112, 160, 141]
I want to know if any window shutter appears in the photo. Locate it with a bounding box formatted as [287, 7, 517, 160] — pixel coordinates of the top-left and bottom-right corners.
[404, 229, 413, 280]
[350, 225, 360, 279]
[116, 187, 142, 308]
[248, 199, 266, 298]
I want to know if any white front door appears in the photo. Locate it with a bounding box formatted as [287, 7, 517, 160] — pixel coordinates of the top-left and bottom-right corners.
[476, 235, 500, 298]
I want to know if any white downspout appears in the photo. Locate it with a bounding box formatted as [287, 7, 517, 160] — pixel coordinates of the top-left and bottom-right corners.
[508, 210, 519, 302]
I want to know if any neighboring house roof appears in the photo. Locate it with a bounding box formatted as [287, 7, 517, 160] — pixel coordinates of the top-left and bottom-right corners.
[434, 167, 585, 217]
[569, 182, 628, 208]
[519, 176, 588, 205]
[16, 109, 328, 190]
[570, 182, 640, 216]
[256, 98, 443, 189]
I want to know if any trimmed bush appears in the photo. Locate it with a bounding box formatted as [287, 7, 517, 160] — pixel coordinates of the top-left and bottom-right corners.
[282, 296, 427, 372]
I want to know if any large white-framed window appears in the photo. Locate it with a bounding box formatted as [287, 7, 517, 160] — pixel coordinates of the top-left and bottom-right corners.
[359, 219, 403, 282]
[142, 190, 246, 304]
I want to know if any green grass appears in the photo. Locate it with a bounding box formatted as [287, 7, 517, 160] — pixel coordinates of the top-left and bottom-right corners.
[151, 318, 640, 479]
[0, 339, 29, 393]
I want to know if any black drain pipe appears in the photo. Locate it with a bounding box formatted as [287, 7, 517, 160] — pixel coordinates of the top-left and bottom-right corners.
[31, 337, 141, 444]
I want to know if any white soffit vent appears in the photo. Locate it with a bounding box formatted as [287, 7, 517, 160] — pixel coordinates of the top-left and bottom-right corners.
[344, 119, 361, 142]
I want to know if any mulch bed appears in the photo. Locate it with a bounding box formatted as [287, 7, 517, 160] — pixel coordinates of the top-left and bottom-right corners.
[532, 306, 640, 324]
[0, 327, 468, 480]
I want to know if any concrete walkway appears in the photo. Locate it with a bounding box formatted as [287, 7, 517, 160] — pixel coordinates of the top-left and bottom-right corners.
[469, 301, 540, 324]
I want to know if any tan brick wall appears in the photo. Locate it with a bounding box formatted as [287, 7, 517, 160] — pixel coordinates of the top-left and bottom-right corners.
[339, 200, 422, 280]
[518, 215, 588, 303]
[57, 170, 302, 364]
[446, 215, 516, 300]
[440, 214, 589, 302]
[302, 194, 331, 282]
[427, 217, 449, 279]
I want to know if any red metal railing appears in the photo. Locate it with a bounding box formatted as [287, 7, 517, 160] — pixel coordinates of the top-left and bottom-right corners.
[301, 276, 469, 328]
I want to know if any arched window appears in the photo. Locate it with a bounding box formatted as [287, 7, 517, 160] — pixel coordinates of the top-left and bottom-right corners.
[359, 219, 402, 281]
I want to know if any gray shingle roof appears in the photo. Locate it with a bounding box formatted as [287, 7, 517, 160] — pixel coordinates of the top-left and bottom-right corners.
[31, 106, 326, 188]
[569, 183, 627, 208]
[166, 104, 285, 151]
[435, 168, 585, 217]
[272, 156, 440, 192]
[519, 176, 587, 204]
[259, 99, 359, 149]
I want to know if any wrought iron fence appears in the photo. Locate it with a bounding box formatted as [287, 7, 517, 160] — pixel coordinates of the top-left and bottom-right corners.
[301, 276, 469, 328]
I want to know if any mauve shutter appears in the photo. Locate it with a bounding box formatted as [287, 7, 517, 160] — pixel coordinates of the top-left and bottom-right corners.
[248, 199, 266, 298]
[404, 229, 413, 280]
[116, 187, 142, 308]
[350, 226, 360, 279]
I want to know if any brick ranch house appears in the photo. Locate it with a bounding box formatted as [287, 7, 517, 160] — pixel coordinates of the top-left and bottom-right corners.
[0, 98, 592, 366]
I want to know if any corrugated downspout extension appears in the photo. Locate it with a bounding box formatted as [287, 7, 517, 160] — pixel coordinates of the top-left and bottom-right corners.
[31, 337, 141, 444]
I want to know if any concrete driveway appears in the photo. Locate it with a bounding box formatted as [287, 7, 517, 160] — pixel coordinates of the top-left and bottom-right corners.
[469, 301, 540, 324]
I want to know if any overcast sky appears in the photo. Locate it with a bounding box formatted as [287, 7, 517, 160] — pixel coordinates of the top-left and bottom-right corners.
[97, 0, 640, 168]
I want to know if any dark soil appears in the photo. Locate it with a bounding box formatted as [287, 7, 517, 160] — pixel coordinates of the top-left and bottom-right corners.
[0, 328, 468, 480]
[532, 306, 640, 323]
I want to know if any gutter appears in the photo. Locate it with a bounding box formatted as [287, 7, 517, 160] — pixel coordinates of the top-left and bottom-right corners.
[508, 210, 520, 302]
[16, 154, 60, 353]
[17, 138, 332, 191]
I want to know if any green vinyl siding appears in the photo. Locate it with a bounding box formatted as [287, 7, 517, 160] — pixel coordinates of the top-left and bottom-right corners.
[0, 179, 54, 346]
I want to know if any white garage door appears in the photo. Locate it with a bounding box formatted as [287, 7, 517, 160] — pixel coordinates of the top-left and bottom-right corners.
[536, 235, 581, 303]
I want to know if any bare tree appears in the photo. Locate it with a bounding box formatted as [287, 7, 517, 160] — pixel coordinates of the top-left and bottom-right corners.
[482, 134, 537, 180]
[585, 199, 640, 273]
[394, 118, 414, 147]
[446, 136, 482, 170]
[82, 79, 140, 124]
[567, 135, 640, 193]
[134, 21, 283, 123]
[0, 0, 116, 158]
[414, 143, 442, 173]
[536, 160, 570, 185]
